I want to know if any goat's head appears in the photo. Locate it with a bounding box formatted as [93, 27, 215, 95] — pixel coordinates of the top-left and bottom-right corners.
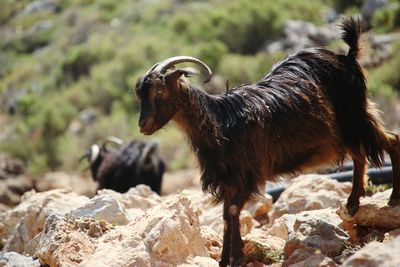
[79, 136, 124, 164]
[135, 56, 212, 135]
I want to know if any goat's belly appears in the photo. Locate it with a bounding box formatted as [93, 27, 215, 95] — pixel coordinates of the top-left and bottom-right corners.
[274, 144, 344, 175]
[299, 146, 343, 172]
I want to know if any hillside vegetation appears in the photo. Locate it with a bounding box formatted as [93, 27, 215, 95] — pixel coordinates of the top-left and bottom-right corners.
[0, 0, 399, 176]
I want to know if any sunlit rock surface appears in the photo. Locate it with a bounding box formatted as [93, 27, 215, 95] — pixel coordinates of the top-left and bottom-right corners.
[1, 173, 400, 266]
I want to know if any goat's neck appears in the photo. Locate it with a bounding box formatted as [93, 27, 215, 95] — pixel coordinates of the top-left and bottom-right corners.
[173, 85, 220, 146]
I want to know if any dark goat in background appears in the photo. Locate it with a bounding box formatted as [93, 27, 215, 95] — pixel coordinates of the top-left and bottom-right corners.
[135, 17, 400, 267]
[80, 137, 166, 194]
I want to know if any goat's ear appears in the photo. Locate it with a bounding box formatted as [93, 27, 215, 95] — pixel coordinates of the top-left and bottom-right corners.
[165, 67, 199, 83]
[180, 67, 199, 77]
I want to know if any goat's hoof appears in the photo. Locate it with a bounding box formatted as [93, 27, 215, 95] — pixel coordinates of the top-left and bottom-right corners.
[388, 197, 400, 207]
[346, 202, 360, 216]
[229, 256, 244, 267]
[360, 190, 366, 197]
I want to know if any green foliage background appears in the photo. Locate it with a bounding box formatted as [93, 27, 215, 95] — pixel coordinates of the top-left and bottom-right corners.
[0, 0, 399, 176]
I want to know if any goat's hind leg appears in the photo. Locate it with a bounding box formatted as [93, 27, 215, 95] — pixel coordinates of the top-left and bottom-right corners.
[386, 133, 400, 206]
[347, 156, 367, 216]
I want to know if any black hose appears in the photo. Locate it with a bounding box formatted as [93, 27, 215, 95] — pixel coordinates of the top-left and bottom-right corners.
[323, 161, 392, 173]
[267, 165, 394, 202]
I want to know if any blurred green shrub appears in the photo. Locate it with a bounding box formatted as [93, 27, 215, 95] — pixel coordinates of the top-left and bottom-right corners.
[371, 2, 400, 33]
[61, 44, 113, 83]
[174, 0, 325, 54]
[0, 0, 31, 24]
[3, 28, 54, 53]
[1, 0, 399, 177]
[333, 0, 364, 12]
[218, 52, 284, 86]
[0, 52, 17, 79]
[368, 43, 400, 98]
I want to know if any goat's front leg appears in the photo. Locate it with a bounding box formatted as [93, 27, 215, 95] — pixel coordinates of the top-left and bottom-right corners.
[219, 187, 250, 267]
[229, 188, 251, 267]
[347, 156, 367, 216]
[219, 199, 232, 267]
[229, 204, 244, 266]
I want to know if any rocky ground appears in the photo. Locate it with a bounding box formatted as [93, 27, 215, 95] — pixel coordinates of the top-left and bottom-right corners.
[1, 157, 400, 267]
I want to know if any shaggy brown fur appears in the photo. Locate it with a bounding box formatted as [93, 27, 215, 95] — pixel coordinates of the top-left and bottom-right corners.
[135, 17, 400, 267]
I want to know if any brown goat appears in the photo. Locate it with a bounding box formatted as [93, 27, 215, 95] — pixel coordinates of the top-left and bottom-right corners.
[135, 17, 400, 266]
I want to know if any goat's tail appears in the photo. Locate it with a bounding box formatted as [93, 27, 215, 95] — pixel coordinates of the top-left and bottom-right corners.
[339, 17, 386, 167]
[341, 16, 363, 60]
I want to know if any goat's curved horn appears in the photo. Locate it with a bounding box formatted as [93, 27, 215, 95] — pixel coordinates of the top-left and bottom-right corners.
[102, 136, 124, 151]
[136, 140, 160, 176]
[144, 63, 160, 76]
[140, 140, 160, 164]
[90, 144, 100, 162]
[154, 56, 213, 83]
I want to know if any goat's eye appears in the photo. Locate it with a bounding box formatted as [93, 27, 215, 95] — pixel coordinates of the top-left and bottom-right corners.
[155, 85, 163, 95]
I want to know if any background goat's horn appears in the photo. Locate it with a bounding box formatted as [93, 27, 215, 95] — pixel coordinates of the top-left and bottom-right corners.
[102, 136, 124, 151]
[154, 56, 213, 83]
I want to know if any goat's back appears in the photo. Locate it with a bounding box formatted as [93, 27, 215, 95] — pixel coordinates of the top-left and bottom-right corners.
[97, 141, 165, 193]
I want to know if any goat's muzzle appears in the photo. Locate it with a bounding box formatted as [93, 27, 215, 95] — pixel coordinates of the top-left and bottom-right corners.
[139, 117, 156, 135]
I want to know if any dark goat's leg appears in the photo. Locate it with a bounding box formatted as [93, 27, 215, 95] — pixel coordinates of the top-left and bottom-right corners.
[347, 156, 367, 216]
[219, 187, 250, 267]
[387, 134, 400, 206]
[229, 189, 251, 267]
[219, 199, 232, 267]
